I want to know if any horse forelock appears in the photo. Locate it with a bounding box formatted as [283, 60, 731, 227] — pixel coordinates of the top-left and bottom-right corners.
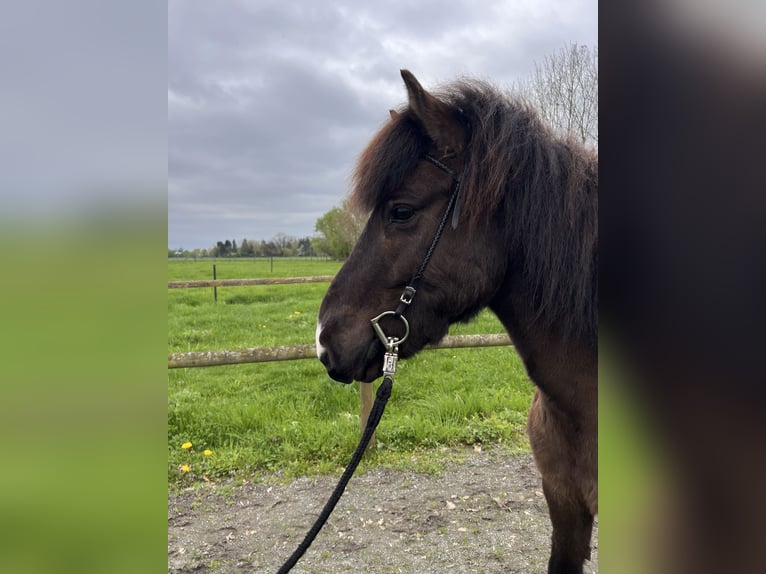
[350, 110, 425, 216]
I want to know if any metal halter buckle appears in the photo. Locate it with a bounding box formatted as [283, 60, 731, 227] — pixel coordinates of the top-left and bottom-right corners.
[381, 341, 399, 378]
[399, 286, 416, 306]
[370, 311, 409, 379]
[370, 311, 409, 352]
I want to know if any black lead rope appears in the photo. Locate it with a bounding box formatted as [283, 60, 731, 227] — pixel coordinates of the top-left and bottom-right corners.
[275, 154, 462, 573]
[275, 376, 393, 574]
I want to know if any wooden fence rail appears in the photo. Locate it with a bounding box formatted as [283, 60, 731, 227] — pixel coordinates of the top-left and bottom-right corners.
[168, 276, 335, 289]
[168, 333, 512, 369]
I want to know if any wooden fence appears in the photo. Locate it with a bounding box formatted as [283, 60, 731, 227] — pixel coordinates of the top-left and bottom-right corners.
[168, 276, 335, 289]
[168, 262, 335, 302]
[168, 333, 511, 369]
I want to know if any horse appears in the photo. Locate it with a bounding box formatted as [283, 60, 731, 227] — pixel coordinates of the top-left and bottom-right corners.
[316, 70, 597, 574]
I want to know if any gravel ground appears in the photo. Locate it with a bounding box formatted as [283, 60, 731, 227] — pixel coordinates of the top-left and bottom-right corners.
[168, 447, 597, 573]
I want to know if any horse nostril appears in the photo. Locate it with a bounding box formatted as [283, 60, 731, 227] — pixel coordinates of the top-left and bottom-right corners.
[315, 318, 354, 384]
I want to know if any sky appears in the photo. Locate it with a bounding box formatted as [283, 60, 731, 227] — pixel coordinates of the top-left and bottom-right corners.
[0, 2, 166, 219]
[168, 0, 597, 250]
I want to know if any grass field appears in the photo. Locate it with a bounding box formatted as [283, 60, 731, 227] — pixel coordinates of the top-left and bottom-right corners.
[168, 256, 343, 281]
[168, 258, 534, 485]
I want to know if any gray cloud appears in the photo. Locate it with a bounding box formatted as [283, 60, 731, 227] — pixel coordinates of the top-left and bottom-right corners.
[168, 0, 597, 249]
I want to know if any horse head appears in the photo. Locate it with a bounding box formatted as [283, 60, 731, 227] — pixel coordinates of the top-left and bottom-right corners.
[316, 70, 507, 383]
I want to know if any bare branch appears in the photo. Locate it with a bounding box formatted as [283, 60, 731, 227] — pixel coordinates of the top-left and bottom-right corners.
[519, 43, 598, 146]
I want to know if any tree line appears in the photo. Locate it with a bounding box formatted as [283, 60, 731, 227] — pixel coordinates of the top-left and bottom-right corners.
[169, 234, 318, 259]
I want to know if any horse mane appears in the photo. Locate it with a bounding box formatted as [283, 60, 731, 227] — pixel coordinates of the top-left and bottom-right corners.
[351, 79, 598, 347]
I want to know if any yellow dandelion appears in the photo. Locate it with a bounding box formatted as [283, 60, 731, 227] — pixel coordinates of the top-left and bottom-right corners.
[181, 442, 192, 449]
[294, 310, 301, 315]
[203, 449, 213, 456]
[179, 464, 191, 473]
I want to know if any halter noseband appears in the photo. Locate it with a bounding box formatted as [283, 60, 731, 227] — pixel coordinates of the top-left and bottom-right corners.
[370, 154, 464, 360]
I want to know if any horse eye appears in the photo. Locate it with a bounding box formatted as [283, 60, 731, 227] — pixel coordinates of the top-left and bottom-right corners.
[390, 205, 416, 223]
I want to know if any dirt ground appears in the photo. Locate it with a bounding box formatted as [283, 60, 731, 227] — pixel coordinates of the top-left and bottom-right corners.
[168, 447, 597, 573]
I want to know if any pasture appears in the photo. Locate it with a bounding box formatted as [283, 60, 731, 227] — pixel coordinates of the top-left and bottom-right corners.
[168, 258, 534, 485]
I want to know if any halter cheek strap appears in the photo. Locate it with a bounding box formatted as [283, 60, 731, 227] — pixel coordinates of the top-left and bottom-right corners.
[393, 154, 464, 317]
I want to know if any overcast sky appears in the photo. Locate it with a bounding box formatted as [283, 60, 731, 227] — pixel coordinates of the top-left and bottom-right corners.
[168, 0, 597, 250]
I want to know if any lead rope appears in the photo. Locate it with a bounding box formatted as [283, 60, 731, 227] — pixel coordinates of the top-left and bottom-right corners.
[274, 338, 400, 574]
[275, 154, 462, 573]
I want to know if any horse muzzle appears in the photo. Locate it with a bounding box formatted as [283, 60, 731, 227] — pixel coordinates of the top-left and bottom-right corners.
[316, 318, 384, 383]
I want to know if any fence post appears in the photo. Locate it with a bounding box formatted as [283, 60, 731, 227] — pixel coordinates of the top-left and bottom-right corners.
[213, 264, 217, 302]
[360, 382, 375, 450]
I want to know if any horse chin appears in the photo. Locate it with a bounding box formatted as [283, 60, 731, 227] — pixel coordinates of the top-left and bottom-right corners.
[356, 364, 383, 383]
[355, 338, 385, 382]
[327, 371, 354, 385]
[325, 337, 383, 384]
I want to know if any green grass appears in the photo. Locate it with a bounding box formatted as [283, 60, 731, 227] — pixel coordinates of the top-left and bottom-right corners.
[168, 257, 534, 485]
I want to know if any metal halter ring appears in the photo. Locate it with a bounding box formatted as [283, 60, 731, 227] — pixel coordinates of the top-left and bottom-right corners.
[370, 311, 410, 351]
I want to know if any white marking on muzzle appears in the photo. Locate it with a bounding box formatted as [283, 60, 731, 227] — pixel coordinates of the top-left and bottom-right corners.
[315, 319, 326, 360]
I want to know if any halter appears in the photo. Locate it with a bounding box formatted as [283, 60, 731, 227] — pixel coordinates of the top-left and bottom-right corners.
[370, 154, 464, 376]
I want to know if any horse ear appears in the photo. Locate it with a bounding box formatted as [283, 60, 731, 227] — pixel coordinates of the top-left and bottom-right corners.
[389, 109, 399, 120]
[400, 69, 464, 155]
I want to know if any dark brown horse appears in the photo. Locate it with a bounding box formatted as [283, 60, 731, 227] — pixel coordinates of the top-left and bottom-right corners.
[316, 70, 597, 574]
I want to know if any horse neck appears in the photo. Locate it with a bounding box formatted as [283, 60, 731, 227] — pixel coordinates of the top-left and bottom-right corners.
[489, 276, 597, 414]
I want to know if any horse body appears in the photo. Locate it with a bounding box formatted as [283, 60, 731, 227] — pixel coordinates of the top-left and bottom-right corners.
[492, 283, 597, 572]
[317, 70, 597, 574]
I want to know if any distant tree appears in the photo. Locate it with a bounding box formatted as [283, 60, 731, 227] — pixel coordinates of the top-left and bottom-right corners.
[313, 199, 366, 259]
[261, 240, 281, 257]
[296, 236, 314, 257]
[273, 233, 287, 249]
[232, 239, 237, 254]
[212, 240, 234, 257]
[519, 43, 598, 145]
[272, 233, 299, 256]
[313, 209, 344, 258]
[254, 240, 266, 257]
[239, 238, 255, 257]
